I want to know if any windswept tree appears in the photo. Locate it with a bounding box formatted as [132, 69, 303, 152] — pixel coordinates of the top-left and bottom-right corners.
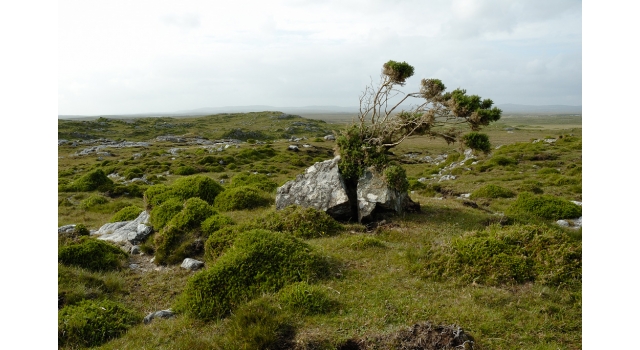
[337, 60, 502, 182]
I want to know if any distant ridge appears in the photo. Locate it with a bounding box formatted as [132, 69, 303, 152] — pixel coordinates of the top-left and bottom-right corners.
[497, 104, 581, 115]
[59, 104, 581, 119]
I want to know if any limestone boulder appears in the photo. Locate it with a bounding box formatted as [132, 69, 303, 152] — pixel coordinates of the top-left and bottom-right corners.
[357, 168, 420, 223]
[93, 211, 152, 244]
[276, 156, 352, 220]
[181, 258, 205, 270]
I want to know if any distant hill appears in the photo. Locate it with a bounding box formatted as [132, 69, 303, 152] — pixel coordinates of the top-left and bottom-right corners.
[497, 104, 581, 115]
[59, 104, 581, 119]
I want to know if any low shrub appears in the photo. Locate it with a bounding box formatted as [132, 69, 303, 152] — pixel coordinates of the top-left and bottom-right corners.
[507, 192, 582, 220]
[218, 297, 295, 350]
[538, 168, 560, 175]
[408, 179, 427, 191]
[123, 167, 144, 180]
[416, 224, 581, 286]
[173, 165, 198, 175]
[61, 169, 113, 192]
[254, 205, 343, 239]
[277, 282, 336, 315]
[214, 186, 272, 211]
[107, 183, 147, 198]
[383, 165, 409, 192]
[149, 198, 184, 231]
[470, 184, 515, 199]
[58, 299, 140, 348]
[462, 132, 491, 153]
[519, 180, 544, 194]
[174, 229, 332, 320]
[110, 205, 141, 222]
[230, 173, 278, 192]
[201, 214, 235, 237]
[144, 175, 224, 208]
[153, 198, 215, 265]
[58, 238, 128, 271]
[204, 226, 243, 264]
[490, 155, 518, 166]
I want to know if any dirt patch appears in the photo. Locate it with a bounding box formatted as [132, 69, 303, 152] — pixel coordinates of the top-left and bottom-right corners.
[338, 322, 475, 350]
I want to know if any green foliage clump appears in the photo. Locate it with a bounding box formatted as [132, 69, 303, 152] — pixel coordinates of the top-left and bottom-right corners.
[198, 155, 219, 165]
[508, 192, 582, 220]
[343, 235, 386, 250]
[490, 155, 518, 166]
[230, 173, 278, 192]
[416, 224, 581, 286]
[58, 299, 140, 348]
[58, 264, 124, 309]
[470, 184, 515, 199]
[174, 229, 331, 320]
[154, 198, 216, 265]
[204, 226, 242, 264]
[218, 297, 294, 350]
[61, 169, 113, 192]
[255, 205, 343, 239]
[201, 214, 235, 237]
[538, 167, 560, 175]
[110, 205, 141, 222]
[123, 167, 143, 180]
[462, 132, 491, 153]
[58, 238, 128, 271]
[173, 165, 198, 175]
[74, 224, 90, 236]
[149, 198, 183, 231]
[213, 186, 272, 211]
[382, 60, 415, 84]
[519, 180, 544, 194]
[336, 125, 388, 182]
[383, 165, 409, 192]
[144, 175, 224, 208]
[277, 282, 336, 315]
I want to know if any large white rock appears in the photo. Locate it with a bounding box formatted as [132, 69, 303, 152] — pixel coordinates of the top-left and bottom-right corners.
[275, 156, 352, 219]
[94, 211, 152, 244]
[357, 168, 420, 223]
[181, 258, 205, 270]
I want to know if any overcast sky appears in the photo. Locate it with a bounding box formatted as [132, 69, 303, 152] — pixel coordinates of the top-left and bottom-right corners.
[58, 0, 582, 115]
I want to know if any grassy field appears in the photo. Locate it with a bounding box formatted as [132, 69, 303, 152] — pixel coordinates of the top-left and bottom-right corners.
[58, 112, 581, 349]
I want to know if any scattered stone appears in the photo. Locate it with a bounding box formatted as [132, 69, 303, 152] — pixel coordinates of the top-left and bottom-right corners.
[417, 177, 428, 183]
[129, 264, 140, 269]
[130, 245, 140, 254]
[181, 258, 205, 270]
[58, 224, 76, 234]
[143, 309, 175, 324]
[439, 175, 457, 182]
[93, 211, 153, 244]
[324, 134, 336, 141]
[459, 193, 471, 198]
[58, 139, 68, 146]
[156, 135, 186, 143]
[288, 145, 299, 152]
[276, 156, 351, 220]
[302, 144, 312, 148]
[571, 201, 582, 206]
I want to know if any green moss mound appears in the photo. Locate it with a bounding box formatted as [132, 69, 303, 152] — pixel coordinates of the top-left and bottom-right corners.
[58, 299, 140, 348]
[149, 197, 184, 231]
[277, 282, 336, 315]
[204, 226, 241, 264]
[144, 175, 224, 208]
[110, 205, 142, 222]
[230, 173, 278, 193]
[213, 186, 272, 211]
[201, 214, 235, 237]
[383, 165, 409, 192]
[58, 238, 128, 271]
[218, 297, 295, 350]
[61, 169, 113, 192]
[153, 198, 216, 265]
[174, 229, 331, 320]
[508, 192, 582, 220]
[80, 194, 109, 209]
[255, 205, 343, 239]
[417, 224, 581, 286]
[470, 184, 515, 199]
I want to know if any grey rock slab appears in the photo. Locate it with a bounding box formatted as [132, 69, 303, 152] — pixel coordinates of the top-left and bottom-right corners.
[181, 258, 205, 270]
[143, 309, 175, 324]
[94, 211, 152, 244]
[276, 156, 351, 219]
[356, 168, 420, 223]
[58, 224, 76, 234]
[324, 134, 336, 141]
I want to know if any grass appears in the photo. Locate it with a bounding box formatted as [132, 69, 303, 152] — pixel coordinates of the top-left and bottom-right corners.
[58, 111, 582, 349]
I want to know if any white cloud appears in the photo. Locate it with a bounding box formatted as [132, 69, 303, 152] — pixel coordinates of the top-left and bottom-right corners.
[58, 0, 581, 115]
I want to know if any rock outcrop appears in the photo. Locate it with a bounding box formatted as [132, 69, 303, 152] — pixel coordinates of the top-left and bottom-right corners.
[143, 309, 175, 324]
[276, 157, 419, 222]
[357, 168, 420, 223]
[181, 258, 205, 270]
[276, 156, 352, 219]
[93, 211, 152, 244]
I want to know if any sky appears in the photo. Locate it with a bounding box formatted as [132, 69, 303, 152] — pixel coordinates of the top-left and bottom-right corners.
[58, 0, 582, 115]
